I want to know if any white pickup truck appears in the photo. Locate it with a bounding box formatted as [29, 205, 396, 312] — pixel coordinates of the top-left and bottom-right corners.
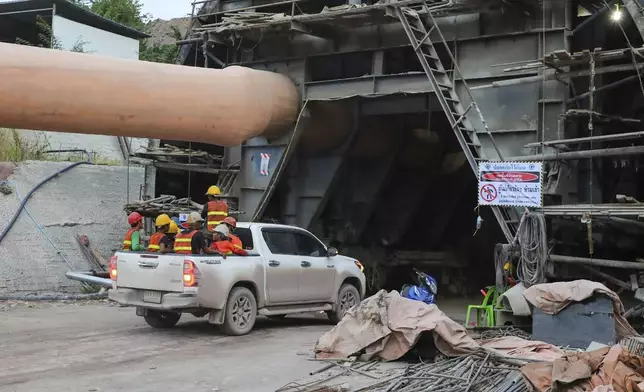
[108, 222, 366, 335]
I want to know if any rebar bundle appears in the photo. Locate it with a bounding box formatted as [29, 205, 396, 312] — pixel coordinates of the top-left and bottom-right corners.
[354, 354, 529, 392]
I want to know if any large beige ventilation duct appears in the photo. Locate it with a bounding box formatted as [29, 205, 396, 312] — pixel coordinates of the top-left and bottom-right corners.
[0, 43, 299, 146]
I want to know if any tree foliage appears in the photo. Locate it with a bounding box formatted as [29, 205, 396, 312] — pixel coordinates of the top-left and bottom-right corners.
[140, 26, 182, 64]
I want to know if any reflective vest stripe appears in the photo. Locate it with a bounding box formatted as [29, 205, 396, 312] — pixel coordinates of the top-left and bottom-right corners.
[174, 231, 197, 254]
[213, 241, 235, 255]
[206, 201, 229, 230]
[229, 234, 243, 250]
[123, 229, 136, 251]
[148, 232, 165, 252]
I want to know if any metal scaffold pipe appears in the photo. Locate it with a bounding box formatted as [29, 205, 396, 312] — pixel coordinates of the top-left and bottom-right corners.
[550, 254, 644, 270]
[65, 272, 114, 288]
[0, 42, 300, 146]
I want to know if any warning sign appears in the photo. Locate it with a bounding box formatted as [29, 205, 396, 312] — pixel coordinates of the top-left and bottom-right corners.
[478, 162, 543, 208]
[259, 153, 271, 176]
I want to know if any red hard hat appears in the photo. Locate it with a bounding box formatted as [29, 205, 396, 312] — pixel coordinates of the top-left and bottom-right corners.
[223, 217, 237, 228]
[127, 212, 143, 225]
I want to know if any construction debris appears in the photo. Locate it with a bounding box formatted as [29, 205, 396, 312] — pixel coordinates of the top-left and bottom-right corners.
[475, 326, 532, 341]
[75, 234, 108, 271]
[521, 345, 644, 392]
[279, 353, 531, 392]
[314, 290, 479, 361]
[367, 354, 529, 392]
[124, 195, 241, 219]
[131, 144, 222, 165]
[480, 336, 564, 362]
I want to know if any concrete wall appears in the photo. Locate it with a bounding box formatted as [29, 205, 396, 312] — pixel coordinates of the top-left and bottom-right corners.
[0, 161, 144, 294]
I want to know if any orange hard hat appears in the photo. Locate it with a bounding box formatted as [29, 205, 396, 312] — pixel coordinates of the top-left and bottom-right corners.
[223, 217, 237, 228]
[127, 212, 143, 225]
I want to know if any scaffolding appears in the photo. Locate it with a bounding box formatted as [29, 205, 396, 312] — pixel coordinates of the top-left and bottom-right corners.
[177, 0, 644, 298]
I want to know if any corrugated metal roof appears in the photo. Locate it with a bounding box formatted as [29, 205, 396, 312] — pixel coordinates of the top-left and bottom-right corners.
[0, 0, 149, 39]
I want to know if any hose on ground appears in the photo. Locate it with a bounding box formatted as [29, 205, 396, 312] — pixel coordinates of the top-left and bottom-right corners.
[516, 212, 548, 287]
[0, 161, 92, 245]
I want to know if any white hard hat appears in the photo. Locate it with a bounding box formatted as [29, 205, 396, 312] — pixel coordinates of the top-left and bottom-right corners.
[214, 224, 230, 237]
[187, 212, 203, 224]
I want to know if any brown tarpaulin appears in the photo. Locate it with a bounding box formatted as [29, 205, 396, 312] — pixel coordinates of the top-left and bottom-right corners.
[314, 290, 479, 361]
[480, 336, 565, 362]
[521, 345, 644, 392]
[523, 280, 637, 339]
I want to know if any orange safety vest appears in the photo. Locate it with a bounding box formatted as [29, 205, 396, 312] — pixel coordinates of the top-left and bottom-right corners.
[229, 233, 243, 250]
[175, 230, 198, 254]
[206, 200, 229, 231]
[213, 240, 235, 256]
[123, 228, 137, 251]
[148, 232, 165, 252]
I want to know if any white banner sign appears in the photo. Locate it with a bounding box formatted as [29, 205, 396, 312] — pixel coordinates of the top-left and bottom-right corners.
[478, 161, 543, 208]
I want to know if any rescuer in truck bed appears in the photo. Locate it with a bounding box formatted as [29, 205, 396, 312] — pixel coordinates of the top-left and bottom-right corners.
[201, 185, 229, 232]
[212, 224, 247, 256]
[175, 212, 226, 256]
[123, 212, 145, 251]
[148, 214, 175, 254]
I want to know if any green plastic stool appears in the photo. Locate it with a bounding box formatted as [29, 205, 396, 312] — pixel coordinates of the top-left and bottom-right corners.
[465, 286, 499, 328]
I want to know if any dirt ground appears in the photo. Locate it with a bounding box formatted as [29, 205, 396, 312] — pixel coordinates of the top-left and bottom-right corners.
[0, 298, 469, 392]
[0, 301, 332, 392]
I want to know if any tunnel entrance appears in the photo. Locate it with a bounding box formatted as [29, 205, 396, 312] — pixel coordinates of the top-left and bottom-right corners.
[262, 97, 506, 296]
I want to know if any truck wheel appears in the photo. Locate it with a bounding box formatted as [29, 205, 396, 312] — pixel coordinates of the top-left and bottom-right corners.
[220, 287, 257, 336]
[327, 284, 360, 324]
[144, 310, 181, 329]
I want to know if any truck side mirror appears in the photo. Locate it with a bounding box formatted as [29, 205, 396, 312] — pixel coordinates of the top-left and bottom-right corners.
[327, 247, 338, 257]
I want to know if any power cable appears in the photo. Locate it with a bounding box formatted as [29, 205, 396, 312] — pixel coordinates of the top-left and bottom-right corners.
[10, 180, 76, 272]
[516, 212, 548, 287]
[0, 161, 92, 244]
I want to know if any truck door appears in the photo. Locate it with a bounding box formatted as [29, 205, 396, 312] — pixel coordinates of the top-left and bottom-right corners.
[293, 231, 336, 302]
[261, 229, 303, 304]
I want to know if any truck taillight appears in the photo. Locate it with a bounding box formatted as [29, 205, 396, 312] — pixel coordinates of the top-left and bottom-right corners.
[109, 256, 118, 280]
[183, 260, 198, 287]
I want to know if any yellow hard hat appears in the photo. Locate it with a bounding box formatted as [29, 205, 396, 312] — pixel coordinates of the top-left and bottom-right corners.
[168, 221, 179, 234]
[206, 185, 221, 196]
[155, 214, 172, 227]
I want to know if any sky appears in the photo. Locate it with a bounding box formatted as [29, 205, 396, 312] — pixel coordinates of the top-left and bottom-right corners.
[141, 0, 194, 20]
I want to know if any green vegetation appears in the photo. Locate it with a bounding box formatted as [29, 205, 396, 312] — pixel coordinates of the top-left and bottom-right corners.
[0, 129, 49, 162]
[0, 129, 121, 165]
[140, 26, 182, 64]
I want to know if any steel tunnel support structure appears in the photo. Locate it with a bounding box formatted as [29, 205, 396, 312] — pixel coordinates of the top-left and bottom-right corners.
[0, 42, 300, 146]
